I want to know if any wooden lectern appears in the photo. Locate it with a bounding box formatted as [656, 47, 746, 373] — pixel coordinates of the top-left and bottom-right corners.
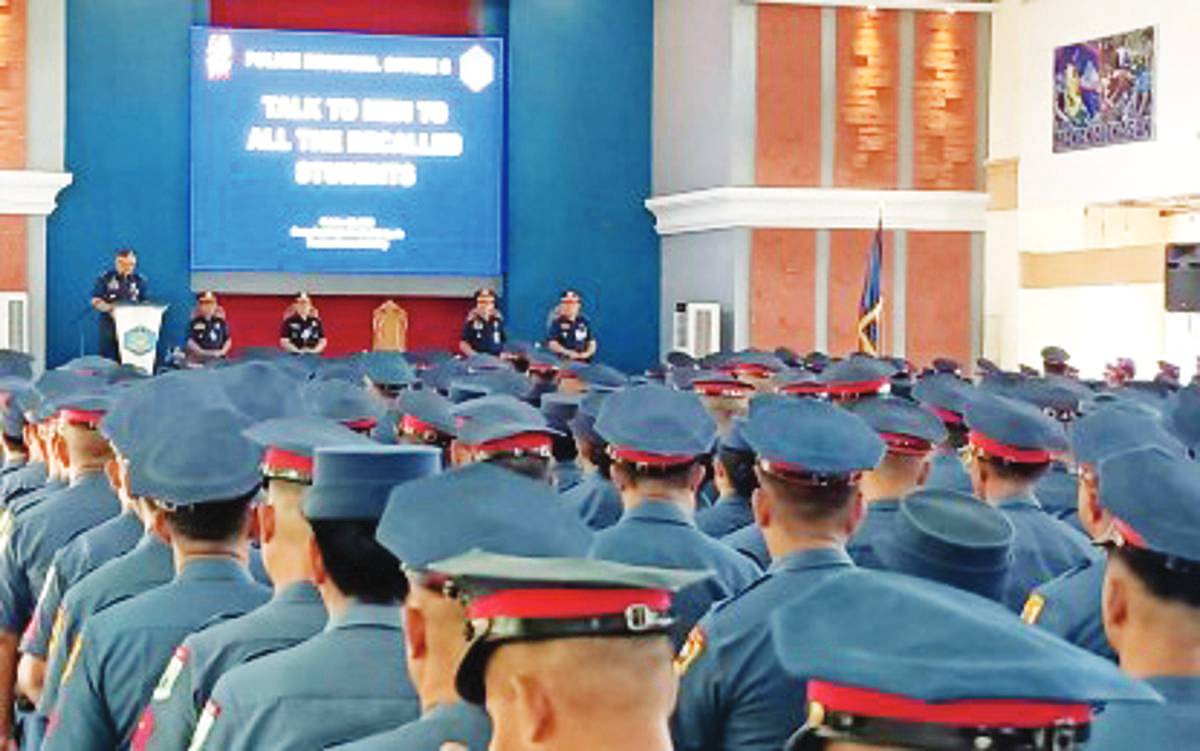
[372, 300, 408, 351]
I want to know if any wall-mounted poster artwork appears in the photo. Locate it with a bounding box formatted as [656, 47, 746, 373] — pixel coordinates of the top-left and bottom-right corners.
[1053, 26, 1155, 153]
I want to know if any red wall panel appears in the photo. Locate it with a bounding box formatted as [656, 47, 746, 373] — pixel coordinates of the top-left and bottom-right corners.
[905, 232, 972, 368]
[835, 8, 899, 189]
[218, 293, 472, 357]
[914, 12, 978, 190]
[210, 0, 476, 35]
[751, 229, 816, 352]
[756, 6, 822, 187]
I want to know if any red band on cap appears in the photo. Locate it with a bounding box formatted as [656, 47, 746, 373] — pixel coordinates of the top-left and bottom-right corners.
[824, 378, 889, 397]
[760, 459, 861, 484]
[879, 433, 933, 457]
[969, 432, 1053, 464]
[610, 446, 698, 467]
[342, 418, 378, 431]
[1112, 517, 1149, 550]
[61, 409, 106, 426]
[780, 383, 827, 396]
[262, 447, 314, 477]
[693, 381, 753, 397]
[930, 406, 964, 426]
[400, 414, 439, 436]
[467, 432, 554, 454]
[557, 370, 581, 382]
[529, 362, 560, 374]
[808, 681, 1092, 728]
[468, 588, 672, 620]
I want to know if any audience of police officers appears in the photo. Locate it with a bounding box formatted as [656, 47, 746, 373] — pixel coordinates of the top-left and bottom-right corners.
[0, 305, 1197, 750]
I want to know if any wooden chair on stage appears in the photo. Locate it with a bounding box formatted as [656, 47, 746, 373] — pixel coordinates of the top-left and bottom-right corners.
[372, 300, 408, 351]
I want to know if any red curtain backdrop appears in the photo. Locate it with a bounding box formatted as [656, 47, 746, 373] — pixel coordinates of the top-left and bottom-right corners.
[205, 0, 479, 356]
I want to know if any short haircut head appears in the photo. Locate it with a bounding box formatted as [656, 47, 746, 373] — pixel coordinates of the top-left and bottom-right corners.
[310, 518, 408, 604]
[1111, 545, 1200, 610]
[755, 468, 858, 524]
[483, 453, 553, 484]
[978, 454, 1050, 484]
[717, 448, 758, 498]
[115, 248, 136, 259]
[611, 457, 699, 490]
[164, 491, 255, 543]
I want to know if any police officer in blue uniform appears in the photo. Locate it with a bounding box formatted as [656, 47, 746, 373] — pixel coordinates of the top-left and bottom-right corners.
[588, 384, 760, 646]
[90, 249, 148, 361]
[190, 444, 440, 750]
[695, 418, 756, 538]
[871, 488, 1015, 601]
[962, 391, 1095, 612]
[430, 550, 706, 751]
[672, 397, 884, 751]
[135, 417, 372, 750]
[453, 395, 559, 484]
[185, 291, 232, 363]
[560, 391, 623, 529]
[43, 407, 270, 750]
[0, 380, 29, 478]
[333, 463, 596, 750]
[546, 289, 596, 362]
[1022, 404, 1185, 659]
[1087, 446, 1200, 748]
[770, 568, 1157, 751]
[540, 392, 584, 492]
[843, 395, 947, 569]
[912, 370, 975, 493]
[459, 288, 506, 357]
[395, 388, 456, 463]
[279, 293, 327, 354]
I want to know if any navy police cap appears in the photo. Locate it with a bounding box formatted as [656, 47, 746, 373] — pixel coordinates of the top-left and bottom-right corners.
[743, 397, 884, 479]
[300, 379, 381, 431]
[244, 416, 373, 484]
[595, 384, 716, 465]
[845, 396, 947, 456]
[304, 444, 442, 521]
[1098, 446, 1200, 565]
[1072, 403, 1183, 468]
[455, 395, 558, 453]
[397, 388, 457, 438]
[963, 392, 1068, 464]
[912, 372, 975, 424]
[360, 351, 416, 388]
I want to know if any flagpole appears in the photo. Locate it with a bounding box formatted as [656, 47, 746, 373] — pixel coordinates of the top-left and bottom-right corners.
[878, 204, 885, 357]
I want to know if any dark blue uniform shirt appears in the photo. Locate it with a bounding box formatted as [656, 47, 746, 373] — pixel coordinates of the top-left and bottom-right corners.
[561, 471, 623, 531]
[92, 271, 148, 306]
[996, 492, 1096, 612]
[1088, 676, 1200, 749]
[924, 449, 973, 493]
[696, 493, 754, 539]
[280, 314, 325, 351]
[329, 700, 492, 751]
[1034, 464, 1084, 533]
[547, 314, 593, 354]
[1024, 557, 1115, 660]
[188, 316, 231, 352]
[461, 313, 505, 356]
[720, 523, 771, 570]
[846, 498, 900, 570]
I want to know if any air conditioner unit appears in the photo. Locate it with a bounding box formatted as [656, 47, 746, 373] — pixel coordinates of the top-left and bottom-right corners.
[0, 292, 30, 352]
[672, 302, 721, 359]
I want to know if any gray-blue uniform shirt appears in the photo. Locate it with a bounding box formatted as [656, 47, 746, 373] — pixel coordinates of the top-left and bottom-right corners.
[845, 498, 900, 570]
[191, 600, 420, 750]
[924, 448, 973, 494]
[0, 462, 46, 505]
[1034, 463, 1084, 533]
[696, 493, 754, 540]
[0, 472, 119, 634]
[138, 580, 328, 751]
[1087, 676, 1200, 749]
[552, 460, 583, 493]
[1022, 556, 1115, 660]
[995, 491, 1096, 612]
[38, 534, 174, 728]
[589, 501, 760, 647]
[720, 524, 771, 570]
[561, 471, 623, 531]
[329, 700, 492, 751]
[672, 547, 856, 751]
[43, 557, 269, 750]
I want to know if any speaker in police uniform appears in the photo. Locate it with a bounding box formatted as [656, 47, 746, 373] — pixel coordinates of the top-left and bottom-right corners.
[459, 288, 505, 356]
[90, 249, 148, 361]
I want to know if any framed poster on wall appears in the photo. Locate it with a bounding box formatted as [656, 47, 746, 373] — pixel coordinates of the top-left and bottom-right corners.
[1053, 26, 1154, 153]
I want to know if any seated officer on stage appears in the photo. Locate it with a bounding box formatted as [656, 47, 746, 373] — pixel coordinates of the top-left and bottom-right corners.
[770, 569, 1156, 751]
[185, 291, 232, 363]
[843, 395, 946, 569]
[332, 463, 595, 750]
[429, 551, 706, 751]
[546, 289, 596, 362]
[279, 293, 327, 355]
[1087, 447, 1200, 748]
[90, 249, 148, 361]
[673, 397, 884, 751]
[134, 417, 372, 750]
[190, 445, 441, 750]
[588, 384, 760, 646]
[43, 408, 270, 751]
[963, 391, 1094, 612]
[459, 288, 506, 357]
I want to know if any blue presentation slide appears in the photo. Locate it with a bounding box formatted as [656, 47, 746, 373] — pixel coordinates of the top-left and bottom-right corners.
[190, 28, 504, 276]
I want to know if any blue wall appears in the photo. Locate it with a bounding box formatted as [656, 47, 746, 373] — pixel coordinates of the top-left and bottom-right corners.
[47, 0, 659, 374]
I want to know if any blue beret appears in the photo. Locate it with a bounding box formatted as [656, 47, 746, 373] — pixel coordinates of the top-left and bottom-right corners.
[378, 463, 594, 570]
[305, 445, 442, 521]
[595, 384, 716, 462]
[397, 389, 457, 437]
[963, 392, 1069, 462]
[359, 352, 416, 388]
[845, 396, 947, 453]
[913, 372, 975, 422]
[743, 397, 884, 477]
[128, 408, 262, 506]
[874, 489, 1014, 602]
[1072, 403, 1183, 467]
[0, 351, 32, 381]
[455, 396, 556, 448]
[300, 379, 382, 429]
[1099, 446, 1200, 562]
[244, 416, 373, 482]
[770, 569, 1157, 743]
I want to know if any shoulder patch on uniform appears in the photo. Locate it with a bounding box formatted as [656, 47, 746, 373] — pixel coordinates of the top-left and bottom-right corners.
[153, 646, 191, 702]
[1021, 593, 1047, 625]
[674, 626, 707, 676]
[188, 699, 221, 751]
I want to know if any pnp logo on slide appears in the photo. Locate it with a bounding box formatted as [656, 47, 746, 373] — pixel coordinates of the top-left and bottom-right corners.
[459, 45, 495, 93]
[206, 34, 234, 81]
